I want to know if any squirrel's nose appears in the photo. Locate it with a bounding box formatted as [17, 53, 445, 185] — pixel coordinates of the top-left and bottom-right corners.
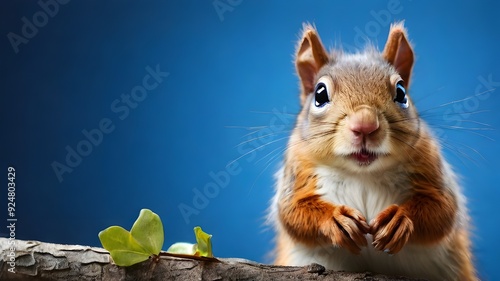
[349, 106, 379, 137]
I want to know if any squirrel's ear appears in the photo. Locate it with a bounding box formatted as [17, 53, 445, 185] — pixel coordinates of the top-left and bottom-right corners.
[295, 24, 329, 105]
[382, 22, 414, 87]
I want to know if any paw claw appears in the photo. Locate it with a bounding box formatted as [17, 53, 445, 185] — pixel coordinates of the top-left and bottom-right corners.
[370, 205, 413, 254]
[321, 205, 369, 255]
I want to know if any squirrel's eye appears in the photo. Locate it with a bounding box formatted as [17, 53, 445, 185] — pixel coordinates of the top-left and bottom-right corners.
[394, 81, 409, 109]
[314, 82, 330, 107]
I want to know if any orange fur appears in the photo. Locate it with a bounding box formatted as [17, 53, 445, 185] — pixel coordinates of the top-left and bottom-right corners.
[371, 134, 458, 251]
[278, 153, 369, 254]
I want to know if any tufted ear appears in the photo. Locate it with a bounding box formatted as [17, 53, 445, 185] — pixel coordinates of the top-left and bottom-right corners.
[382, 22, 414, 87]
[295, 24, 329, 105]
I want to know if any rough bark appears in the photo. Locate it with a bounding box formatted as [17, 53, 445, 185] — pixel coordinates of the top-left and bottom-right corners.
[0, 238, 425, 281]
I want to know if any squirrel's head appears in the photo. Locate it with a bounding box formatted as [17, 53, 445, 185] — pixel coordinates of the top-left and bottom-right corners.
[292, 22, 421, 173]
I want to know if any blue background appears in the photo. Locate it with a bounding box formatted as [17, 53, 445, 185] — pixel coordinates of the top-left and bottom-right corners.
[1, 1, 499, 280]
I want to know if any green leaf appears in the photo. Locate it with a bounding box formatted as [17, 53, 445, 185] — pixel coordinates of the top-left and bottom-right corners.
[194, 226, 213, 257]
[98, 209, 165, 267]
[166, 242, 196, 255]
[98, 226, 150, 266]
[130, 209, 164, 255]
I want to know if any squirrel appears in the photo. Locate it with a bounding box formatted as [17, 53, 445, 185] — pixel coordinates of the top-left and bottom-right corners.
[269, 22, 477, 281]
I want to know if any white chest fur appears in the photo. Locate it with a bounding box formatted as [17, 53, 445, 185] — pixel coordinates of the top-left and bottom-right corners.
[281, 165, 456, 281]
[314, 165, 408, 222]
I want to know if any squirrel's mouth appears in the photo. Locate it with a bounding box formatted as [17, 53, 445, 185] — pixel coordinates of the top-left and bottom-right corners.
[349, 148, 379, 165]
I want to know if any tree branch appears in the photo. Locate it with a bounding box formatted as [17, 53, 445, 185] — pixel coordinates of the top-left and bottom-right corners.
[0, 238, 425, 280]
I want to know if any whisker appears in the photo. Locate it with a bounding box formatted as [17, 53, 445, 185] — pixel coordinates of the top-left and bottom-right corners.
[417, 89, 495, 115]
[234, 130, 292, 148]
[456, 143, 487, 163]
[225, 125, 269, 130]
[226, 137, 290, 168]
[249, 110, 299, 117]
[440, 141, 481, 167]
[429, 125, 495, 141]
[391, 134, 417, 151]
[246, 150, 284, 197]
[420, 109, 491, 119]
[255, 142, 289, 165]
[430, 125, 494, 131]
[389, 117, 420, 125]
[425, 119, 492, 127]
[389, 125, 422, 154]
[227, 125, 278, 140]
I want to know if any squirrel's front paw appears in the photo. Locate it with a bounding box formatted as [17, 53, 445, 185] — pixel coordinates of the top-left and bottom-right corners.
[371, 204, 414, 254]
[320, 205, 369, 254]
